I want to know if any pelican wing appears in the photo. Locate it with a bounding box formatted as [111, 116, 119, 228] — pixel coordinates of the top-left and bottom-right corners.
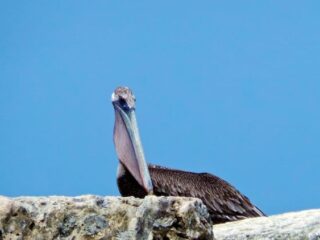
[149, 165, 265, 224]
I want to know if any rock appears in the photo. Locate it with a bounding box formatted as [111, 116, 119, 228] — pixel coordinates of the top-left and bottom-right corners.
[0, 195, 319, 240]
[0, 195, 213, 240]
[213, 209, 320, 240]
[0, 196, 12, 222]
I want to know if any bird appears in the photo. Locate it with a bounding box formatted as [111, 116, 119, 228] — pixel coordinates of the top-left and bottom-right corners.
[111, 86, 265, 224]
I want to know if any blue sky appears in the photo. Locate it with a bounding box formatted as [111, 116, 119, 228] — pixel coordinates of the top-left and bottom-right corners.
[1, 1, 319, 216]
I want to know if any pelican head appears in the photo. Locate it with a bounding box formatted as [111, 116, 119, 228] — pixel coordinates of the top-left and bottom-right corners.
[111, 86, 153, 194]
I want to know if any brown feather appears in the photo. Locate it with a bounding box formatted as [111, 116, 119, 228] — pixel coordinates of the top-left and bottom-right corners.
[117, 164, 265, 224]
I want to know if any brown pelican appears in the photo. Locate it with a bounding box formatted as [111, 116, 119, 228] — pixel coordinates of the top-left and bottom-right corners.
[111, 86, 265, 224]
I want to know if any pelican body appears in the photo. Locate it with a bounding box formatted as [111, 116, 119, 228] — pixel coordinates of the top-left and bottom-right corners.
[111, 86, 265, 224]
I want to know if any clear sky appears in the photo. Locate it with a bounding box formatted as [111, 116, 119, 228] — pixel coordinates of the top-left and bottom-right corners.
[1, 1, 319, 216]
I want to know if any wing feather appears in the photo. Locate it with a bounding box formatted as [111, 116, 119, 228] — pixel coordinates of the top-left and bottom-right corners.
[149, 165, 265, 224]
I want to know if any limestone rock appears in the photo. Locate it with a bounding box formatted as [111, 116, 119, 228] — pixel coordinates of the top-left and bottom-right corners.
[1, 195, 319, 240]
[0, 195, 213, 240]
[214, 209, 320, 240]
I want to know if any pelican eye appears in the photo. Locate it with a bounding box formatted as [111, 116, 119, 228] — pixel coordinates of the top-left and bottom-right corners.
[119, 98, 129, 110]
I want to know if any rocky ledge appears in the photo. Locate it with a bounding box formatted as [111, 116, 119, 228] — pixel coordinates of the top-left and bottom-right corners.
[213, 209, 320, 240]
[0, 195, 212, 240]
[0, 195, 319, 240]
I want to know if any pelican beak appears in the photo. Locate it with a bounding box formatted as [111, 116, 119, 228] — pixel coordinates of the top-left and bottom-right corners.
[113, 103, 153, 194]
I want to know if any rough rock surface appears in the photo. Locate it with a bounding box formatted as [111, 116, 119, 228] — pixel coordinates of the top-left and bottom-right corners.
[214, 209, 320, 240]
[0, 195, 319, 240]
[0, 195, 213, 240]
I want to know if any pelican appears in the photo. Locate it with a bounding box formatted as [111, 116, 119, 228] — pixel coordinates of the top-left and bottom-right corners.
[111, 86, 265, 224]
